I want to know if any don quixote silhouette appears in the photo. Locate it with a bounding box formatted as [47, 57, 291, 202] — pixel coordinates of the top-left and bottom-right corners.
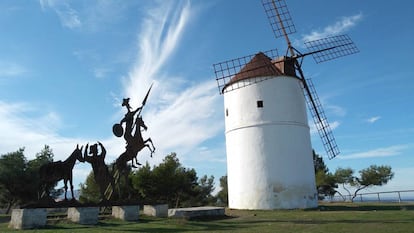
[30, 85, 155, 208]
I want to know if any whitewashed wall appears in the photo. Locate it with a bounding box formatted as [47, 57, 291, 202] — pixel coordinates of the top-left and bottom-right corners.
[223, 75, 317, 209]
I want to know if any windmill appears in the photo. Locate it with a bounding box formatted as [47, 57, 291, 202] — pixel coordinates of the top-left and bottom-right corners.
[213, 0, 358, 210]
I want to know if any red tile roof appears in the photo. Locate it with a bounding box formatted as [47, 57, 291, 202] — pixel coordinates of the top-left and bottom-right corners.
[231, 52, 282, 83]
[222, 52, 297, 93]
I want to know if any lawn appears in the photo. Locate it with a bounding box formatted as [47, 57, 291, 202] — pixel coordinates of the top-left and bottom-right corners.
[1, 203, 413, 233]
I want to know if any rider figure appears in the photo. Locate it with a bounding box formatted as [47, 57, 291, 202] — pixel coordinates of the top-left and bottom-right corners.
[120, 98, 142, 144]
[120, 98, 145, 167]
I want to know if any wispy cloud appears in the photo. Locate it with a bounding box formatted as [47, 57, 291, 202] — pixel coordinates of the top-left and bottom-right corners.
[0, 101, 69, 158]
[340, 145, 408, 160]
[39, 0, 82, 29]
[120, 0, 223, 165]
[366, 116, 381, 123]
[93, 67, 111, 79]
[40, 0, 137, 32]
[310, 120, 340, 135]
[301, 13, 363, 42]
[124, 0, 191, 101]
[0, 100, 121, 187]
[0, 61, 27, 77]
[0, 1, 222, 188]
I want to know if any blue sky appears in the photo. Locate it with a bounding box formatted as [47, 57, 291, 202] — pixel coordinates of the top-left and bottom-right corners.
[0, 0, 413, 195]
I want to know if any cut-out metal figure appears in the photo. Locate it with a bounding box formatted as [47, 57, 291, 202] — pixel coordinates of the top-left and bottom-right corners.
[84, 142, 115, 202]
[39, 145, 84, 200]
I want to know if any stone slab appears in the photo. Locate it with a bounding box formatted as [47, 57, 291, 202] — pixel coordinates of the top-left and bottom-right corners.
[9, 208, 47, 229]
[67, 207, 99, 225]
[168, 206, 225, 219]
[112, 206, 139, 221]
[143, 204, 168, 218]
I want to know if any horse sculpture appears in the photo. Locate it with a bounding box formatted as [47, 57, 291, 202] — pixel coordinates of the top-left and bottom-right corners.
[122, 116, 155, 167]
[111, 95, 155, 199]
[113, 116, 155, 195]
[39, 144, 84, 200]
[114, 96, 155, 168]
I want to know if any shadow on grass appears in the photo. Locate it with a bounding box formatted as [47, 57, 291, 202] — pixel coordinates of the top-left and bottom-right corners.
[233, 218, 414, 225]
[100, 215, 244, 233]
[0, 216, 10, 224]
[184, 215, 237, 222]
[316, 204, 414, 211]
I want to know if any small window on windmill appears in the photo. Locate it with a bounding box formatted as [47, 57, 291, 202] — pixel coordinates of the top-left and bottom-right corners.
[226, 108, 229, 116]
[257, 100, 263, 108]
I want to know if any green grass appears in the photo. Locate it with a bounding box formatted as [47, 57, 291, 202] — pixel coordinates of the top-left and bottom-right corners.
[1, 203, 414, 233]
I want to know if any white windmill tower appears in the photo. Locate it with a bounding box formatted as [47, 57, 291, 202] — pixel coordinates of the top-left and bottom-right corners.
[213, 0, 359, 210]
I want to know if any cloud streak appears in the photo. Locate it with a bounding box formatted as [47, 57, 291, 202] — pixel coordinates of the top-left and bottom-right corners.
[0, 1, 223, 187]
[124, 0, 191, 102]
[309, 120, 340, 135]
[0, 101, 80, 159]
[340, 145, 408, 160]
[0, 61, 27, 77]
[119, 0, 223, 165]
[39, 0, 82, 29]
[301, 13, 363, 42]
[0, 100, 120, 187]
[366, 116, 381, 123]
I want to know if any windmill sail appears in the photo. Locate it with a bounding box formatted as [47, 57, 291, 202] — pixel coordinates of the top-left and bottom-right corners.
[302, 78, 340, 159]
[260, 0, 356, 159]
[262, 0, 296, 39]
[304, 35, 359, 63]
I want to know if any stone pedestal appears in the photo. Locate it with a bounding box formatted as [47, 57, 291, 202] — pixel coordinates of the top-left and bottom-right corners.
[67, 207, 99, 225]
[143, 204, 168, 218]
[112, 206, 139, 221]
[9, 208, 47, 229]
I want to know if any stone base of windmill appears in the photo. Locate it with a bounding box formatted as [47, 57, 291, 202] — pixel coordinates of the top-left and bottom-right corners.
[9, 208, 47, 230]
[112, 205, 139, 221]
[67, 207, 99, 225]
[143, 204, 168, 218]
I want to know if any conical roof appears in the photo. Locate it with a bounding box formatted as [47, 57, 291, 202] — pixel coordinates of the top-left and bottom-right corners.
[222, 52, 284, 93]
[232, 52, 282, 82]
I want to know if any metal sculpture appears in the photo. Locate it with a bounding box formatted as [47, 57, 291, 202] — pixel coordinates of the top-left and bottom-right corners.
[39, 144, 84, 200]
[102, 85, 156, 200]
[84, 142, 115, 202]
[32, 87, 155, 206]
[113, 85, 155, 168]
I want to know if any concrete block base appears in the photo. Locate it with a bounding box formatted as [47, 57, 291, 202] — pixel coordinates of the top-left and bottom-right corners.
[168, 206, 225, 219]
[112, 206, 139, 221]
[67, 207, 99, 225]
[9, 208, 47, 229]
[143, 204, 168, 218]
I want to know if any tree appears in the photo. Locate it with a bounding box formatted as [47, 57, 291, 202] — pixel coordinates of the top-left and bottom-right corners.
[216, 175, 228, 206]
[186, 175, 216, 207]
[0, 148, 27, 213]
[0, 146, 56, 213]
[132, 153, 197, 208]
[333, 167, 354, 201]
[79, 171, 101, 203]
[334, 165, 394, 202]
[131, 162, 155, 203]
[131, 153, 216, 208]
[27, 145, 56, 200]
[351, 165, 394, 201]
[79, 162, 135, 203]
[313, 151, 337, 200]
